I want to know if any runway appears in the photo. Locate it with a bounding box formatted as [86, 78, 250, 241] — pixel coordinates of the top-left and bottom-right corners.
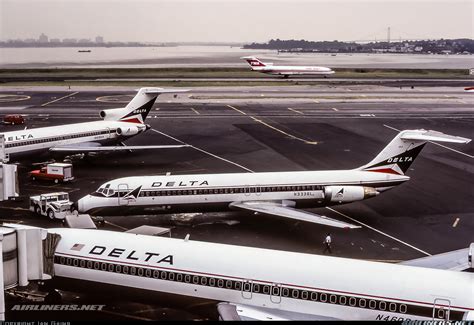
[1, 84, 473, 320]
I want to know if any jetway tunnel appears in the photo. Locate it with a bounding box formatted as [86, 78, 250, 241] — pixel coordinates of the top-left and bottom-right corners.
[0, 224, 60, 320]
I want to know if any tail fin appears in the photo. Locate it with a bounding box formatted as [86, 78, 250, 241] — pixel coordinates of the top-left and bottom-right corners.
[241, 56, 266, 68]
[357, 129, 471, 175]
[100, 88, 188, 123]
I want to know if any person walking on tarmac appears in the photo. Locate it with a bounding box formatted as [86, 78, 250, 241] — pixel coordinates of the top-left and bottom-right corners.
[323, 233, 332, 254]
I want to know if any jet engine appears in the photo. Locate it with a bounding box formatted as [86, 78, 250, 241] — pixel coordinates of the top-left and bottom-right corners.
[116, 126, 140, 136]
[100, 108, 125, 121]
[324, 186, 378, 203]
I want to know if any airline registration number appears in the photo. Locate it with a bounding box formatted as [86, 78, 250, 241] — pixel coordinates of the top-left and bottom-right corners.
[294, 192, 315, 197]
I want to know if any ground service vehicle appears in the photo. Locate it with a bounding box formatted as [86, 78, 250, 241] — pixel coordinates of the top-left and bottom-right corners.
[3, 114, 24, 125]
[29, 163, 74, 183]
[30, 192, 74, 220]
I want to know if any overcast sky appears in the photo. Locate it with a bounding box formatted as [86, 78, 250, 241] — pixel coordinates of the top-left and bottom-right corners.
[1, 0, 472, 43]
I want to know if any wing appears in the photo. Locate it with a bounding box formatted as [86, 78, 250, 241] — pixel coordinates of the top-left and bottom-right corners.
[217, 302, 339, 321]
[49, 142, 188, 153]
[229, 201, 360, 229]
[399, 244, 473, 271]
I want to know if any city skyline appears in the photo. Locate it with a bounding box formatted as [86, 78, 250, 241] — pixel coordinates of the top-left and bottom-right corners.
[1, 0, 472, 43]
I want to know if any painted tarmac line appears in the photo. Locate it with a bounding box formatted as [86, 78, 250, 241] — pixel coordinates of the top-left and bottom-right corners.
[325, 207, 432, 257]
[104, 220, 129, 231]
[430, 141, 474, 159]
[288, 107, 304, 115]
[41, 92, 79, 107]
[190, 107, 200, 115]
[151, 128, 254, 173]
[227, 105, 318, 145]
[452, 217, 460, 228]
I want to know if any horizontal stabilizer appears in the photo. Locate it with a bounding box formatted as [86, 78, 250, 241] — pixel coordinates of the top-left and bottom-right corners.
[50, 145, 189, 152]
[135, 87, 190, 95]
[400, 129, 471, 144]
[229, 201, 360, 229]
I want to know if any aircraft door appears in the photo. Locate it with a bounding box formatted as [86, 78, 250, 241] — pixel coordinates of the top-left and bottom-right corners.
[241, 280, 252, 299]
[433, 298, 451, 321]
[118, 183, 129, 206]
[106, 127, 112, 140]
[270, 283, 282, 304]
[244, 185, 250, 197]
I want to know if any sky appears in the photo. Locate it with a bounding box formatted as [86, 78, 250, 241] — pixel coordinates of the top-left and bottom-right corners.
[1, 0, 472, 43]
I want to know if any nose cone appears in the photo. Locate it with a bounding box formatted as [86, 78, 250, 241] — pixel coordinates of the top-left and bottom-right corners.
[77, 195, 91, 213]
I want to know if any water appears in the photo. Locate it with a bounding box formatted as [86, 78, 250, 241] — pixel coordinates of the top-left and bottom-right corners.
[0, 45, 473, 69]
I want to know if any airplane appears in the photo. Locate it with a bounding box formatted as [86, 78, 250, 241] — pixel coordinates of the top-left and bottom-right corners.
[464, 86, 474, 92]
[241, 56, 335, 78]
[76, 129, 471, 229]
[0, 87, 188, 162]
[44, 226, 474, 321]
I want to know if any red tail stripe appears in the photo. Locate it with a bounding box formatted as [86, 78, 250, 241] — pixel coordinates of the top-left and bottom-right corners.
[120, 118, 142, 124]
[366, 168, 402, 175]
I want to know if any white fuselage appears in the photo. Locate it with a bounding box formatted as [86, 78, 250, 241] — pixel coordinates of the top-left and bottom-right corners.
[2, 120, 144, 159]
[252, 66, 335, 76]
[50, 228, 474, 321]
[77, 170, 407, 215]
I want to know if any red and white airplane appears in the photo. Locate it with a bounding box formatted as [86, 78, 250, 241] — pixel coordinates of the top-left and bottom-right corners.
[0, 88, 188, 162]
[241, 56, 335, 78]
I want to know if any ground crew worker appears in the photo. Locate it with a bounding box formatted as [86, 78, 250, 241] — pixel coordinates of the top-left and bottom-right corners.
[323, 233, 332, 254]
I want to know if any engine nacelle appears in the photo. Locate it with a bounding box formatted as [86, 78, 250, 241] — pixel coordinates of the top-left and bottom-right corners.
[116, 126, 140, 136]
[100, 108, 125, 121]
[324, 186, 378, 203]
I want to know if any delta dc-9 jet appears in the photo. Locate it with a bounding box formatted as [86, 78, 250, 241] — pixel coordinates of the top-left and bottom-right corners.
[77, 129, 470, 228]
[46, 226, 473, 321]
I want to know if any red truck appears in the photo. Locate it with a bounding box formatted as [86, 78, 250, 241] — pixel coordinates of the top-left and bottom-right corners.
[29, 163, 74, 183]
[3, 114, 25, 125]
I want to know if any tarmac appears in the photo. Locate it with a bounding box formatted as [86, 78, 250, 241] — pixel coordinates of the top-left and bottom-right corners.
[0, 84, 473, 320]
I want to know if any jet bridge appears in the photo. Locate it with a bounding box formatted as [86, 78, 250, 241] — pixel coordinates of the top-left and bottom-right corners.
[0, 224, 60, 320]
[0, 134, 19, 201]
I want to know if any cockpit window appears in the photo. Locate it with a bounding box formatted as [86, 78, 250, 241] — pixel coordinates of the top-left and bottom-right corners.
[95, 185, 115, 197]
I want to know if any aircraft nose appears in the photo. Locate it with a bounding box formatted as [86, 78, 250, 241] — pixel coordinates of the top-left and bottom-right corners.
[77, 196, 89, 213]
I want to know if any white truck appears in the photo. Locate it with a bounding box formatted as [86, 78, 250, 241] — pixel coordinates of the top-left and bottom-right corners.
[29, 192, 74, 220]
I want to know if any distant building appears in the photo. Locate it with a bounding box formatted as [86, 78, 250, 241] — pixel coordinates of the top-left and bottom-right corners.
[38, 33, 48, 43]
[95, 36, 104, 43]
[62, 38, 77, 43]
[414, 46, 423, 52]
[78, 38, 92, 43]
[25, 38, 37, 43]
[50, 38, 60, 43]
